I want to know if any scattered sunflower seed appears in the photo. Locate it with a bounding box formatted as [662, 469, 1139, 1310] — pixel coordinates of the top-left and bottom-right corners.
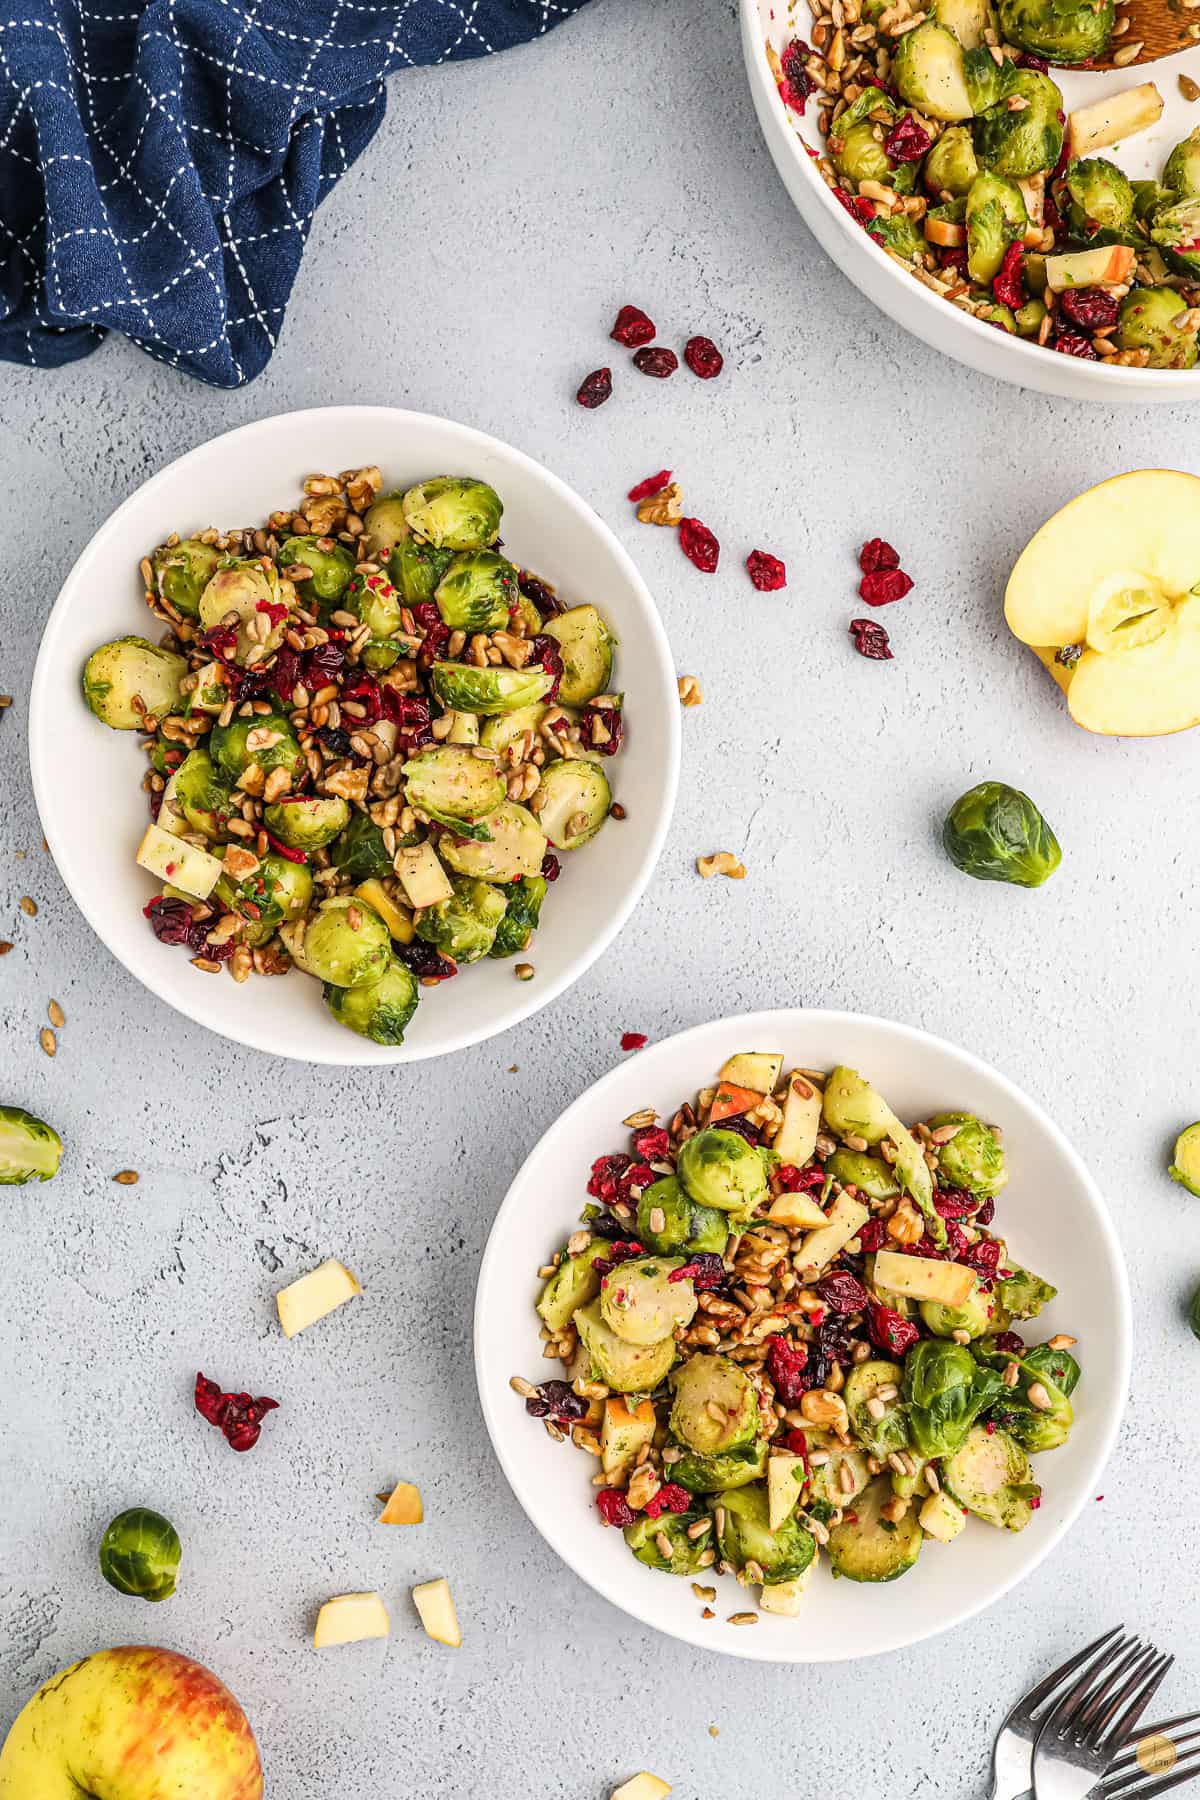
[39, 1027, 56, 1057]
[19, 896, 37, 916]
[47, 999, 65, 1028]
[113, 1170, 140, 1185]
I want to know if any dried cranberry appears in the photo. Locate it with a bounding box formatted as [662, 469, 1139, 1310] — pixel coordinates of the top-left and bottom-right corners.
[633, 1126, 671, 1161]
[528, 635, 564, 700]
[818, 1271, 869, 1314]
[591, 1240, 644, 1277]
[596, 1487, 638, 1527]
[679, 516, 720, 573]
[766, 1334, 809, 1406]
[580, 699, 623, 756]
[683, 336, 724, 379]
[339, 673, 382, 727]
[317, 725, 353, 759]
[395, 939, 458, 981]
[194, 1372, 278, 1453]
[776, 1163, 826, 1193]
[610, 305, 657, 347]
[194, 1371, 226, 1424]
[673, 1252, 726, 1290]
[1020, 50, 1048, 67]
[1053, 331, 1099, 360]
[587, 1152, 633, 1201]
[541, 852, 561, 882]
[833, 187, 875, 225]
[518, 571, 564, 619]
[963, 1237, 1002, 1277]
[933, 1187, 977, 1220]
[1059, 287, 1119, 331]
[525, 1380, 587, 1424]
[200, 622, 239, 661]
[856, 1218, 887, 1251]
[940, 246, 969, 277]
[849, 618, 893, 660]
[746, 549, 787, 591]
[301, 640, 345, 687]
[859, 568, 913, 606]
[866, 1300, 919, 1357]
[267, 645, 301, 705]
[628, 469, 672, 502]
[945, 1219, 971, 1258]
[644, 1482, 691, 1518]
[144, 896, 193, 947]
[716, 1115, 760, 1145]
[884, 113, 932, 162]
[778, 39, 814, 111]
[632, 346, 678, 378]
[974, 1197, 996, 1227]
[992, 1330, 1026, 1354]
[576, 367, 613, 408]
[859, 537, 900, 573]
[263, 832, 307, 865]
[256, 597, 288, 629]
[783, 1429, 809, 1457]
[148, 786, 163, 821]
[383, 692, 433, 752]
[621, 1032, 648, 1051]
[991, 243, 1026, 313]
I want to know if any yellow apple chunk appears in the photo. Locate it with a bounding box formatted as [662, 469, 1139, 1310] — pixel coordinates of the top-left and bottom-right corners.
[759, 1565, 815, 1614]
[611, 1778, 672, 1800]
[314, 1592, 390, 1648]
[717, 1051, 783, 1094]
[766, 1189, 829, 1229]
[793, 1193, 870, 1278]
[379, 1481, 423, 1525]
[412, 1577, 461, 1647]
[872, 1249, 975, 1306]
[136, 821, 222, 900]
[767, 1452, 806, 1530]
[1005, 470, 1200, 736]
[276, 1258, 362, 1338]
[772, 1071, 824, 1167]
[1066, 81, 1162, 160]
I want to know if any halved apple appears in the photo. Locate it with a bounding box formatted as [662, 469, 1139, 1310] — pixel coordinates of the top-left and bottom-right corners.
[1005, 470, 1200, 736]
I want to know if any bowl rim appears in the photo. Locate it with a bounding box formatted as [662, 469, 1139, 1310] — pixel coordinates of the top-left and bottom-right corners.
[739, 0, 1200, 400]
[474, 1006, 1133, 1662]
[28, 404, 681, 1065]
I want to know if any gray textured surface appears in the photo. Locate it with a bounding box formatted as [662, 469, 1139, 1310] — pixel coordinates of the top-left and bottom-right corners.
[1, 0, 1198, 1793]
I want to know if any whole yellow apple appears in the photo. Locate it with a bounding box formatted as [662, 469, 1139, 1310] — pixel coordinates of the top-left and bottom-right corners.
[0, 1645, 263, 1799]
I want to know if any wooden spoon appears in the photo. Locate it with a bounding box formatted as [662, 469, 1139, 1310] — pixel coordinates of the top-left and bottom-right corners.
[1091, 0, 1200, 71]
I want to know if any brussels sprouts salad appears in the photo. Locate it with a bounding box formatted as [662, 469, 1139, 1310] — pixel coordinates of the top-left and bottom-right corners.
[769, 0, 1200, 369]
[81, 466, 624, 1045]
[513, 1055, 1079, 1617]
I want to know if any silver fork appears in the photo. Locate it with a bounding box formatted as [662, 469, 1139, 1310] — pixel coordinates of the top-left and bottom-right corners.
[989, 1626, 1125, 1800]
[1094, 1715, 1200, 1800]
[1033, 1635, 1175, 1800]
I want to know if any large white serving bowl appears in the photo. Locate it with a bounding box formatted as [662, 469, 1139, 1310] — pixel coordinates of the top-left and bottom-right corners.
[476, 1008, 1130, 1662]
[29, 406, 679, 1064]
[742, 0, 1200, 403]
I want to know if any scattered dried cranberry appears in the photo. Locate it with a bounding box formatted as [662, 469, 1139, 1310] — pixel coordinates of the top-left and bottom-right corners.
[587, 1152, 633, 1201]
[963, 1237, 1002, 1278]
[317, 725, 353, 759]
[580, 699, 623, 756]
[255, 597, 288, 628]
[610, 305, 657, 348]
[338, 673, 383, 727]
[577, 367, 613, 408]
[818, 1271, 869, 1314]
[974, 1197, 996, 1227]
[194, 1372, 278, 1453]
[670, 1252, 726, 1290]
[766, 1334, 809, 1406]
[783, 1428, 809, 1457]
[632, 346, 678, 378]
[992, 1330, 1026, 1355]
[268, 645, 301, 705]
[382, 691, 433, 752]
[633, 1126, 671, 1161]
[621, 1032, 648, 1051]
[144, 897, 234, 959]
[859, 537, 900, 573]
[683, 336, 724, 379]
[778, 38, 814, 111]
[776, 1163, 826, 1193]
[1059, 287, 1119, 331]
[628, 469, 672, 502]
[746, 549, 787, 591]
[940, 246, 969, 277]
[524, 1380, 588, 1424]
[1053, 332, 1099, 360]
[395, 939, 458, 981]
[866, 1300, 919, 1357]
[644, 1482, 691, 1518]
[849, 618, 893, 660]
[596, 1487, 638, 1527]
[301, 640, 345, 687]
[884, 113, 932, 162]
[541, 852, 561, 882]
[591, 1240, 645, 1277]
[715, 1115, 760, 1145]
[859, 567, 913, 607]
[992, 243, 1026, 312]
[679, 516, 720, 573]
[933, 1187, 977, 1220]
[855, 1217, 887, 1251]
[1020, 50, 1048, 67]
[529, 635, 564, 701]
[518, 571, 564, 619]
[833, 188, 875, 225]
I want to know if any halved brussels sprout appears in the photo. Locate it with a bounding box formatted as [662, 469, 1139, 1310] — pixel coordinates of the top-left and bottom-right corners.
[489, 874, 547, 957]
[341, 571, 402, 639]
[0, 1106, 62, 1183]
[931, 0, 993, 49]
[82, 637, 187, 730]
[676, 1127, 768, 1216]
[537, 1239, 610, 1332]
[974, 70, 1064, 179]
[977, 300, 1017, 333]
[388, 536, 455, 606]
[99, 1507, 181, 1603]
[439, 800, 546, 882]
[993, 1264, 1058, 1323]
[1117, 285, 1199, 368]
[920, 1276, 994, 1340]
[835, 120, 895, 187]
[543, 605, 616, 705]
[403, 747, 506, 839]
[825, 1148, 898, 1201]
[892, 22, 973, 121]
[716, 1482, 816, 1584]
[263, 794, 350, 850]
[923, 124, 979, 197]
[173, 748, 232, 840]
[979, 1345, 1075, 1451]
[827, 1476, 922, 1581]
[535, 759, 611, 850]
[277, 534, 355, 606]
[636, 1176, 729, 1257]
[1065, 156, 1135, 238]
[966, 172, 1028, 285]
[217, 851, 313, 938]
[670, 1354, 759, 1455]
[414, 875, 507, 963]
[1151, 197, 1200, 278]
[903, 1338, 1004, 1457]
[802, 1430, 872, 1508]
[600, 1256, 698, 1345]
[362, 492, 411, 559]
[843, 1359, 910, 1458]
[928, 1111, 1007, 1198]
[198, 559, 288, 665]
[434, 551, 520, 632]
[430, 662, 553, 716]
[996, 0, 1113, 61]
[942, 1423, 1040, 1529]
[402, 478, 503, 551]
[152, 539, 221, 619]
[1170, 1121, 1200, 1196]
[870, 212, 926, 261]
[210, 712, 304, 783]
[479, 703, 550, 756]
[328, 812, 404, 883]
[1021, 1340, 1081, 1396]
[300, 896, 391, 988]
[942, 781, 1061, 886]
[1165, 128, 1200, 201]
[324, 957, 420, 1045]
[670, 1437, 768, 1493]
[1015, 296, 1047, 337]
[832, 85, 898, 137]
[574, 1298, 677, 1392]
[623, 1508, 714, 1575]
[962, 44, 1019, 112]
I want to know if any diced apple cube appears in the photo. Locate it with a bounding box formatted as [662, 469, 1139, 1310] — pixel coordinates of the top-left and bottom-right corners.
[412, 1577, 461, 1647]
[601, 1396, 656, 1478]
[758, 1565, 814, 1615]
[919, 1490, 967, 1543]
[393, 843, 453, 911]
[793, 1193, 870, 1278]
[718, 1051, 783, 1094]
[1066, 81, 1162, 161]
[379, 1481, 423, 1525]
[767, 1452, 806, 1531]
[772, 1072, 824, 1167]
[354, 878, 413, 944]
[136, 822, 222, 901]
[709, 1081, 762, 1123]
[276, 1258, 362, 1338]
[611, 1777, 672, 1800]
[872, 1249, 975, 1307]
[1045, 243, 1136, 292]
[766, 1189, 829, 1230]
[313, 1592, 390, 1648]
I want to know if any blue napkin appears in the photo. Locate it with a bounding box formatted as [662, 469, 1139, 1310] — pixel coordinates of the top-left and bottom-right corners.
[0, 0, 588, 386]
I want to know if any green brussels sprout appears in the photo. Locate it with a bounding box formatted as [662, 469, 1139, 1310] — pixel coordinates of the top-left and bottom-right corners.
[995, 1264, 1057, 1322]
[263, 795, 350, 851]
[1117, 286, 1200, 369]
[636, 1176, 729, 1257]
[210, 711, 303, 783]
[1169, 1121, 1200, 1196]
[198, 559, 288, 665]
[537, 1240, 610, 1332]
[976, 300, 1018, 332]
[832, 85, 898, 137]
[433, 551, 520, 632]
[543, 605, 616, 706]
[277, 534, 355, 606]
[341, 570, 402, 639]
[920, 1276, 994, 1340]
[932, 0, 994, 50]
[402, 477, 503, 551]
[152, 538, 221, 619]
[1065, 156, 1135, 238]
[324, 957, 420, 1045]
[429, 662, 553, 717]
[1191, 1280, 1200, 1345]
[676, 1126, 769, 1216]
[892, 23, 974, 121]
[825, 1148, 898, 1201]
[600, 1256, 698, 1345]
[716, 1482, 816, 1584]
[903, 1339, 1004, 1458]
[327, 812, 406, 883]
[361, 639, 403, 673]
[99, 1507, 181, 1602]
[300, 897, 391, 988]
[402, 746, 506, 834]
[670, 1437, 768, 1494]
[0, 1106, 62, 1183]
[974, 70, 1064, 179]
[924, 125, 979, 197]
[623, 1508, 714, 1575]
[439, 801, 546, 882]
[928, 1111, 1008, 1198]
[802, 1432, 872, 1507]
[489, 874, 546, 958]
[670, 1354, 760, 1455]
[387, 537, 455, 606]
[1150, 195, 1200, 278]
[869, 212, 926, 261]
[1022, 1341, 1081, 1397]
[996, 0, 1113, 59]
[1134, 180, 1172, 225]
[1015, 296, 1047, 337]
[170, 748, 232, 841]
[536, 759, 612, 851]
[843, 1359, 910, 1458]
[1164, 127, 1200, 199]
[415, 875, 507, 963]
[362, 492, 411, 559]
[981, 1346, 1074, 1452]
[574, 1299, 676, 1392]
[1024, 252, 1048, 294]
[835, 120, 894, 188]
[962, 44, 1020, 112]
[942, 1423, 1040, 1529]
[218, 851, 313, 935]
[942, 780, 1061, 887]
[82, 637, 188, 730]
[827, 1476, 923, 1581]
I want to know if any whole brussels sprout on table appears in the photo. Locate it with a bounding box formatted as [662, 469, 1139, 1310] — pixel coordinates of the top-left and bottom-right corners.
[83, 463, 626, 1045]
[943, 781, 1061, 886]
[99, 1507, 181, 1602]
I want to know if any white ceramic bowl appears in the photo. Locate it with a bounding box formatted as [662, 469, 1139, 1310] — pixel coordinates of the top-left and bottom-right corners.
[29, 406, 680, 1064]
[475, 1008, 1130, 1662]
[742, 0, 1200, 403]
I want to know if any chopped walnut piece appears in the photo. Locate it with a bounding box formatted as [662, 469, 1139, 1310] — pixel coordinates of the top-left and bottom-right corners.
[637, 482, 684, 526]
[677, 674, 704, 707]
[696, 851, 746, 879]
